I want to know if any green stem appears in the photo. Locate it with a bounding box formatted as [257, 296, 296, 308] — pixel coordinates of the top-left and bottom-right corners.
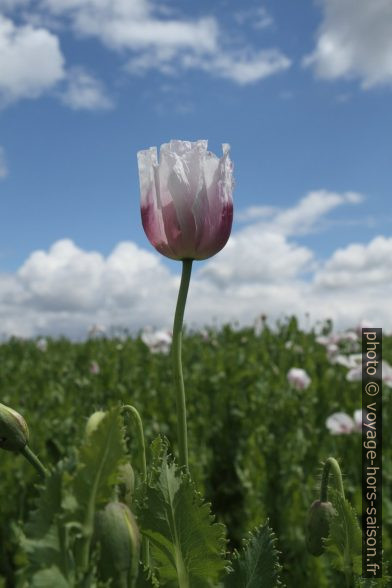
[20, 445, 48, 479]
[122, 405, 149, 568]
[122, 405, 147, 482]
[320, 457, 345, 502]
[172, 259, 193, 471]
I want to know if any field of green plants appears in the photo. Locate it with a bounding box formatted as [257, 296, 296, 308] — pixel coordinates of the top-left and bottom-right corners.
[0, 318, 390, 587]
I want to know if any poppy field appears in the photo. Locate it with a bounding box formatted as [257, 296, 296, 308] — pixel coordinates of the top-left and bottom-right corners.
[0, 318, 390, 587]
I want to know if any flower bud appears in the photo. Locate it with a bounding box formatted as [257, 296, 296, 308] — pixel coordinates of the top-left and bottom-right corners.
[85, 411, 106, 437]
[137, 140, 234, 261]
[118, 463, 135, 506]
[95, 502, 140, 587]
[306, 500, 336, 556]
[0, 402, 29, 452]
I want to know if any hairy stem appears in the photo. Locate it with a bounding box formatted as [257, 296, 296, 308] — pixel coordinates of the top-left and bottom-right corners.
[172, 259, 193, 470]
[320, 457, 345, 502]
[20, 445, 48, 479]
[122, 404, 149, 567]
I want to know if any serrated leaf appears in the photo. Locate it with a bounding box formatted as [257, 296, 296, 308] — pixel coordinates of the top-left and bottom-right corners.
[224, 523, 282, 588]
[324, 493, 362, 577]
[25, 468, 63, 538]
[73, 407, 127, 514]
[30, 566, 70, 588]
[141, 450, 226, 587]
[20, 523, 61, 569]
[357, 572, 391, 587]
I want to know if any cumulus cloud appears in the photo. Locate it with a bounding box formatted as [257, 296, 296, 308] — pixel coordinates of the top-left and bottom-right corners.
[60, 67, 114, 110]
[182, 49, 290, 85]
[237, 190, 363, 237]
[0, 146, 8, 178]
[0, 15, 65, 105]
[304, 0, 392, 88]
[267, 190, 363, 236]
[0, 190, 389, 339]
[8, 0, 291, 86]
[314, 236, 392, 288]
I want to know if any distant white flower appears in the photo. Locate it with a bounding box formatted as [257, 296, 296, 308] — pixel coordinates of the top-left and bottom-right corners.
[356, 319, 374, 336]
[346, 366, 362, 382]
[88, 324, 106, 339]
[332, 353, 362, 369]
[353, 409, 363, 431]
[254, 314, 267, 336]
[326, 343, 339, 359]
[326, 410, 363, 434]
[36, 338, 47, 352]
[287, 367, 311, 390]
[317, 330, 358, 352]
[89, 360, 100, 375]
[342, 331, 358, 343]
[141, 328, 172, 354]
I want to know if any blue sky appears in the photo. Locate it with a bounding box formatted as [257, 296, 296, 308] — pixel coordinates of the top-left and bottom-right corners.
[0, 0, 392, 338]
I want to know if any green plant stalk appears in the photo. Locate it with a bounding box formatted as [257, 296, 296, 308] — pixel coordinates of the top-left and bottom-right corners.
[122, 404, 149, 567]
[79, 423, 115, 573]
[122, 405, 147, 481]
[320, 458, 352, 587]
[20, 445, 48, 479]
[172, 259, 193, 470]
[320, 457, 345, 502]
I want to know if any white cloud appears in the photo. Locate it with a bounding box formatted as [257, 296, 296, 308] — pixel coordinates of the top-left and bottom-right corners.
[304, 0, 392, 88]
[0, 16, 65, 104]
[0, 147, 8, 178]
[20, 0, 291, 85]
[314, 236, 392, 289]
[191, 49, 291, 85]
[267, 190, 363, 236]
[0, 190, 389, 339]
[39, 0, 219, 52]
[60, 67, 114, 110]
[234, 6, 274, 30]
[237, 205, 277, 222]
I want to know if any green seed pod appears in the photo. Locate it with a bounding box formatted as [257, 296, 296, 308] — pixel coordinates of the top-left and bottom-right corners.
[118, 463, 135, 506]
[85, 411, 106, 437]
[306, 500, 336, 556]
[95, 502, 140, 587]
[0, 402, 29, 452]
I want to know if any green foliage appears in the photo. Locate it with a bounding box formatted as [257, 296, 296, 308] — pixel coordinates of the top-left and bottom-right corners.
[225, 523, 282, 588]
[0, 321, 391, 586]
[141, 438, 227, 587]
[73, 406, 126, 515]
[324, 492, 362, 581]
[15, 408, 130, 587]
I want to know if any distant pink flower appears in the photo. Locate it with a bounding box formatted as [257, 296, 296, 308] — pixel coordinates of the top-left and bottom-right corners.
[137, 140, 234, 261]
[141, 328, 172, 354]
[287, 367, 311, 390]
[89, 360, 100, 375]
[326, 409, 363, 434]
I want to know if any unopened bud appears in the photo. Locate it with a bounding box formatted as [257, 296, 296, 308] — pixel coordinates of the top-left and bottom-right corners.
[95, 502, 140, 586]
[85, 411, 106, 437]
[118, 463, 135, 506]
[306, 500, 336, 556]
[0, 402, 29, 452]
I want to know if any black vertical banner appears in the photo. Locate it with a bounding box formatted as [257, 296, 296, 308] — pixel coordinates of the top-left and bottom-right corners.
[362, 328, 382, 578]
